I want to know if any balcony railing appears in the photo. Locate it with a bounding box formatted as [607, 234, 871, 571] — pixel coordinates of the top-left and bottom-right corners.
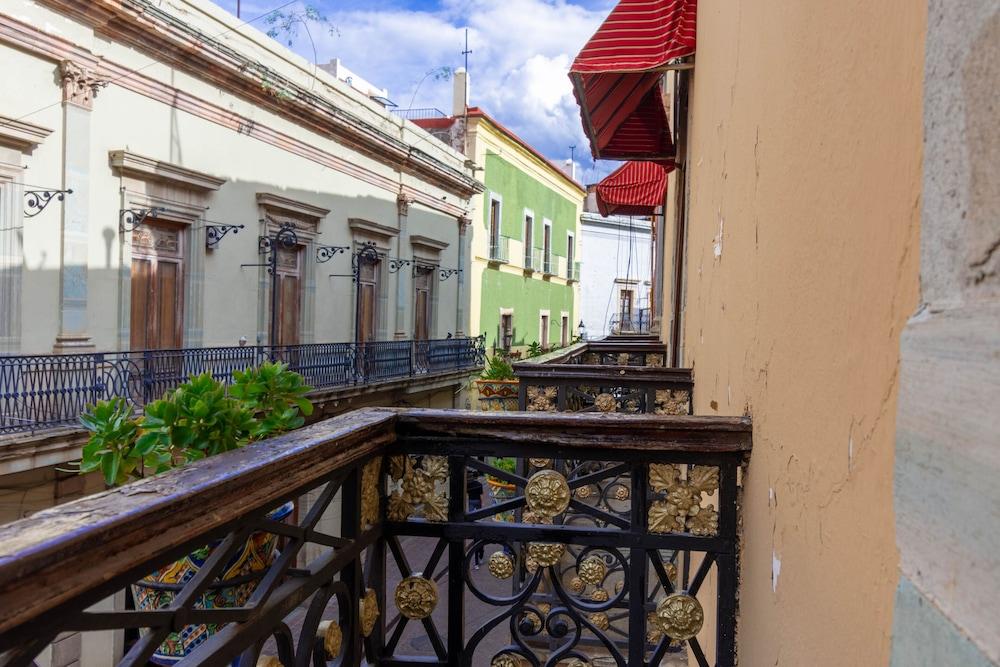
[0, 408, 751, 667]
[524, 247, 543, 272]
[489, 235, 511, 263]
[567, 261, 581, 282]
[610, 308, 652, 334]
[0, 337, 485, 435]
[513, 340, 692, 414]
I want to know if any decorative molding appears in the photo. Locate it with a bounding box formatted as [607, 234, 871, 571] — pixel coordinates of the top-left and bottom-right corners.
[255, 193, 330, 221]
[396, 194, 412, 216]
[409, 235, 449, 253]
[349, 218, 399, 239]
[31, 1, 483, 199]
[59, 60, 107, 109]
[110, 151, 225, 191]
[0, 13, 473, 218]
[0, 116, 53, 151]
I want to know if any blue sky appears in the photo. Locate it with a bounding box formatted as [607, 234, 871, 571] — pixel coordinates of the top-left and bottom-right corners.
[210, 0, 616, 184]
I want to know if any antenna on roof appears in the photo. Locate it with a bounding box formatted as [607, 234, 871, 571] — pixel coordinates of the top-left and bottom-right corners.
[462, 28, 472, 72]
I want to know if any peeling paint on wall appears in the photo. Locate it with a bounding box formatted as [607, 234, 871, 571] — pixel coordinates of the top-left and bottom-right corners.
[772, 551, 781, 593]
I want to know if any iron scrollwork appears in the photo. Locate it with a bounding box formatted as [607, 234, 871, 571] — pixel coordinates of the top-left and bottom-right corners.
[23, 188, 72, 218]
[205, 223, 245, 249]
[120, 207, 166, 233]
[315, 244, 348, 264]
[439, 267, 462, 281]
[388, 257, 412, 273]
[349, 242, 380, 283]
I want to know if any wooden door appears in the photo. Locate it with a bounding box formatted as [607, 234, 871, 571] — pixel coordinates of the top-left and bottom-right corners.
[131, 223, 183, 350]
[541, 314, 549, 348]
[357, 256, 379, 343]
[414, 267, 432, 341]
[274, 246, 301, 346]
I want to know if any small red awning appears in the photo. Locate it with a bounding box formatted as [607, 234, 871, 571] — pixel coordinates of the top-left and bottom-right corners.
[595, 160, 672, 217]
[570, 0, 697, 161]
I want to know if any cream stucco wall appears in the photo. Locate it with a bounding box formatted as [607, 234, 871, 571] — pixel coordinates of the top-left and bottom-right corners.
[0, 0, 477, 354]
[671, 2, 926, 664]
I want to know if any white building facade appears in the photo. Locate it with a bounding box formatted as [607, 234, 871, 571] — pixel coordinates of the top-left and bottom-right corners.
[579, 191, 653, 339]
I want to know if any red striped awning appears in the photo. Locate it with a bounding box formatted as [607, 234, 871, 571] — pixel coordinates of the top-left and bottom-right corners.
[570, 0, 696, 161]
[595, 160, 672, 217]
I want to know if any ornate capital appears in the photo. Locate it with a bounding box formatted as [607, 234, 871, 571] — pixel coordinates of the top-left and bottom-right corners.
[457, 215, 472, 234]
[396, 194, 412, 216]
[59, 60, 107, 110]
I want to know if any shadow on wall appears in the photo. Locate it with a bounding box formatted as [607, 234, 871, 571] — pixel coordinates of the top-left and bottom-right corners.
[8, 180, 466, 354]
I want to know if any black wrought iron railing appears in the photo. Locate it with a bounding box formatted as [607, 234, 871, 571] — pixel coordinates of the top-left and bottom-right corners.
[0, 409, 751, 667]
[0, 337, 485, 435]
[609, 308, 652, 334]
[513, 340, 693, 414]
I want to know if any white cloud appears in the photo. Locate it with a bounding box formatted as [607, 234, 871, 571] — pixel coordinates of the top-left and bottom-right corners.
[213, 0, 619, 183]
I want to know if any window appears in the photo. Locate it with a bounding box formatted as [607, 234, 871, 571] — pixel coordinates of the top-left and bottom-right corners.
[561, 314, 569, 347]
[540, 313, 550, 348]
[619, 289, 635, 331]
[500, 313, 513, 351]
[357, 252, 380, 343]
[523, 213, 534, 268]
[130, 222, 184, 350]
[543, 220, 552, 274]
[414, 266, 433, 341]
[489, 196, 502, 259]
[566, 233, 575, 279]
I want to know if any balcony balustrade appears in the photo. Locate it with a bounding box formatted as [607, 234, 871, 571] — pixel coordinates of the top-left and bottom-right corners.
[489, 236, 511, 264]
[0, 408, 750, 667]
[0, 337, 485, 436]
[513, 341, 692, 414]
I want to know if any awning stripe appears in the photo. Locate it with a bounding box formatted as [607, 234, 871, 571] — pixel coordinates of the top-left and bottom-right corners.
[595, 160, 673, 217]
[569, 0, 696, 161]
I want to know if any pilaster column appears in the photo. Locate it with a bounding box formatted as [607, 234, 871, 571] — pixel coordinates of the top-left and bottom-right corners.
[393, 194, 412, 339]
[455, 215, 471, 337]
[53, 60, 105, 352]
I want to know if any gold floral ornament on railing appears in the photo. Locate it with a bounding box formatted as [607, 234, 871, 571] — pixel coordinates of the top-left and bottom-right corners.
[593, 393, 618, 413]
[526, 386, 557, 412]
[652, 593, 704, 641]
[648, 464, 720, 535]
[394, 575, 438, 620]
[387, 455, 449, 521]
[524, 469, 571, 518]
[360, 458, 382, 527]
[488, 551, 515, 579]
[360, 588, 379, 638]
[646, 353, 665, 367]
[654, 389, 691, 415]
[316, 620, 342, 659]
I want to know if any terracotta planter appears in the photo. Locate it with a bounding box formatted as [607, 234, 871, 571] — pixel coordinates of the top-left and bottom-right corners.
[131, 501, 294, 663]
[475, 379, 520, 412]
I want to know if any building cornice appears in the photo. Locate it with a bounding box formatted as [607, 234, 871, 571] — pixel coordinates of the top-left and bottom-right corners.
[0, 115, 52, 151]
[349, 218, 399, 239]
[33, 0, 484, 199]
[410, 235, 450, 252]
[110, 150, 225, 190]
[256, 193, 330, 220]
[0, 11, 473, 218]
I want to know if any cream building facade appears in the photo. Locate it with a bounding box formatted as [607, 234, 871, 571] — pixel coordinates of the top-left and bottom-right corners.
[0, 0, 480, 359]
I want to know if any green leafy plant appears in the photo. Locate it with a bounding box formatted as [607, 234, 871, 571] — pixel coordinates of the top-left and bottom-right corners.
[486, 456, 517, 486]
[526, 341, 544, 358]
[480, 355, 515, 381]
[78, 363, 314, 487]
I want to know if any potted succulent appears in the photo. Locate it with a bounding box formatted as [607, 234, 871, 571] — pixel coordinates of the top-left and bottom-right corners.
[475, 355, 519, 411]
[77, 362, 313, 664]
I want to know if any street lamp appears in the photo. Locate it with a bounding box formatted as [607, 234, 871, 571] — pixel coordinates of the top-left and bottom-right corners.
[577, 320, 586, 341]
